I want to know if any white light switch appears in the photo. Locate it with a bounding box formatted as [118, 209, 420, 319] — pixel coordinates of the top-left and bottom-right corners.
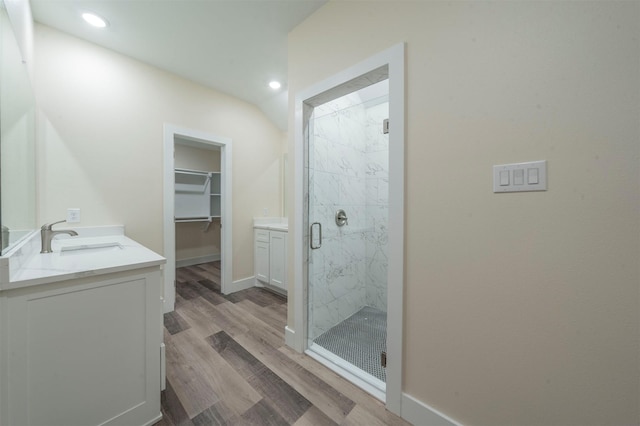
[513, 169, 524, 185]
[499, 170, 509, 186]
[493, 160, 547, 193]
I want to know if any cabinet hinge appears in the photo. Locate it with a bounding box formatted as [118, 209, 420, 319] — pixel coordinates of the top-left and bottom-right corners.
[381, 351, 387, 368]
[382, 118, 389, 135]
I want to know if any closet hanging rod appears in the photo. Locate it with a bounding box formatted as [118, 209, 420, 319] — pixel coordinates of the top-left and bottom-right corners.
[174, 216, 211, 223]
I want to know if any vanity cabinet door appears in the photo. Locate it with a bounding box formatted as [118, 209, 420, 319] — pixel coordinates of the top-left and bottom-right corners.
[255, 240, 270, 283]
[269, 231, 287, 290]
[0, 268, 163, 426]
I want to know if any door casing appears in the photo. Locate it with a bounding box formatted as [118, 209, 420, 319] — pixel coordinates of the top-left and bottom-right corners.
[292, 43, 405, 414]
[162, 124, 233, 313]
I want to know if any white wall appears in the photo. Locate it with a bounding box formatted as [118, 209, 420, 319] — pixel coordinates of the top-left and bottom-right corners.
[34, 24, 284, 282]
[288, 1, 639, 425]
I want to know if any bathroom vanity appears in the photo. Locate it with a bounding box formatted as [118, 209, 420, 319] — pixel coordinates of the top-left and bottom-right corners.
[0, 226, 165, 426]
[254, 218, 288, 294]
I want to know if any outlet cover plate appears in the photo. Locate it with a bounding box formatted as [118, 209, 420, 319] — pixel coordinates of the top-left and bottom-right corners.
[67, 208, 81, 223]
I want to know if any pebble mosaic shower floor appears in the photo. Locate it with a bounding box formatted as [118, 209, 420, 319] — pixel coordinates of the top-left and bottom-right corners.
[313, 306, 387, 382]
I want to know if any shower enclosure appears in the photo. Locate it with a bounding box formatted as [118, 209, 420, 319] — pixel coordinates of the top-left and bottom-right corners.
[306, 81, 389, 392]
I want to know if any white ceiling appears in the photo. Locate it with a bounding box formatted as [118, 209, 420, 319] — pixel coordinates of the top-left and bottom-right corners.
[29, 0, 327, 131]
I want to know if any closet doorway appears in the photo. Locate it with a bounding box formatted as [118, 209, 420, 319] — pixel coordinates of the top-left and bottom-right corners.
[163, 124, 232, 313]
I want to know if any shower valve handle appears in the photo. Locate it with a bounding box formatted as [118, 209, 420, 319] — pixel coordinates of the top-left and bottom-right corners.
[336, 209, 348, 227]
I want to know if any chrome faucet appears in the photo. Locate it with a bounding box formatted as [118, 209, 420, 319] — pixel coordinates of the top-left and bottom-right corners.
[40, 220, 78, 253]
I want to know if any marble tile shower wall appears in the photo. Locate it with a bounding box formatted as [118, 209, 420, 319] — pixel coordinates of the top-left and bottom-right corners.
[308, 94, 389, 339]
[309, 94, 367, 339]
[364, 102, 389, 312]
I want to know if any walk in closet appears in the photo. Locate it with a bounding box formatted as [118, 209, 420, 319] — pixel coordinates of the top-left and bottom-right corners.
[174, 142, 221, 267]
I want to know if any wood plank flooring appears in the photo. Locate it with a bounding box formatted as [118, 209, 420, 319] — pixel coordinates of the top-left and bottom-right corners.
[155, 262, 410, 426]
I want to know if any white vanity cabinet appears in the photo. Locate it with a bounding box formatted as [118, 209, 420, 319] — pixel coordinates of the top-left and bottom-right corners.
[254, 227, 287, 292]
[0, 267, 164, 426]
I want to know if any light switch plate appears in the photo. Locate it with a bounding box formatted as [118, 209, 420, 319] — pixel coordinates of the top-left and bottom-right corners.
[493, 160, 547, 193]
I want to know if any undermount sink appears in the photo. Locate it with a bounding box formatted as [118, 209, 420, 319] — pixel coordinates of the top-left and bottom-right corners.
[0, 226, 166, 291]
[59, 242, 123, 255]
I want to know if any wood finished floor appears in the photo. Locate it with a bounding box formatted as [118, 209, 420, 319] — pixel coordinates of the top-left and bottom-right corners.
[155, 262, 410, 426]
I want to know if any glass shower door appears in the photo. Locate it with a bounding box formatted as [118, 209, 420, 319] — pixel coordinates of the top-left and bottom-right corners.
[307, 89, 389, 385]
[308, 97, 367, 342]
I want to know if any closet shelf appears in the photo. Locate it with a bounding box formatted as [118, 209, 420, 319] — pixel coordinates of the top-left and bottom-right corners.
[175, 216, 221, 223]
[174, 167, 222, 222]
[175, 167, 221, 176]
[175, 171, 211, 194]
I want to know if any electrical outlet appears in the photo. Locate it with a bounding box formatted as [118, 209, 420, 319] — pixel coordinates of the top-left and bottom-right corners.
[67, 208, 81, 223]
[263, 208, 268, 216]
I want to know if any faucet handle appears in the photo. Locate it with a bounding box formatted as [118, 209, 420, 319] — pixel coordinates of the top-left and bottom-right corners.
[41, 220, 67, 231]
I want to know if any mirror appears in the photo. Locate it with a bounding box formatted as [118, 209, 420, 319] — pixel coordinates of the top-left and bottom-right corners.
[282, 153, 288, 217]
[0, 3, 37, 255]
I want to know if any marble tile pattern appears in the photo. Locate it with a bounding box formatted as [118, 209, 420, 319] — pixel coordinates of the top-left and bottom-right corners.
[307, 93, 389, 339]
[364, 102, 389, 312]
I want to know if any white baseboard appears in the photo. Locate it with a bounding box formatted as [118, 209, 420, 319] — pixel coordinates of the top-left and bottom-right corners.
[264, 284, 287, 297]
[284, 326, 296, 348]
[401, 393, 462, 426]
[175, 254, 220, 268]
[225, 276, 255, 294]
[255, 278, 287, 297]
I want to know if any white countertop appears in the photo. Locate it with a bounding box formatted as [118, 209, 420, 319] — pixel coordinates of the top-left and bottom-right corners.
[254, 224, 288, 231]
[0, 226, 165, 291]
[253, 217, 288, 232]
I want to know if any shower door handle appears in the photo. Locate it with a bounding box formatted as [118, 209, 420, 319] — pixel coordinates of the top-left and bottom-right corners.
[310, 222, 322, 249]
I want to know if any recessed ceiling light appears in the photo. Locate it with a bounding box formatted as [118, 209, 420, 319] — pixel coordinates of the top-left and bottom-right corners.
[82, 12, 108, 28]
[269, 81, 281, 90]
